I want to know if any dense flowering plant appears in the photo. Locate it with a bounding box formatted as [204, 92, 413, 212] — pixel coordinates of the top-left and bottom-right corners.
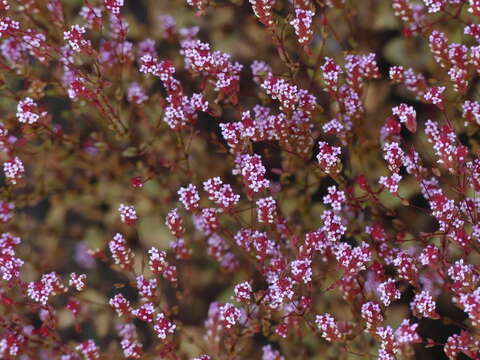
[2, 0, 480, 359]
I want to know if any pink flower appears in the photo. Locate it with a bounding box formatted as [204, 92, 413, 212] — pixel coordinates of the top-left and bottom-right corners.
[64, 25, 90, 52]
[118, 204, 137, 225]
[290, 9, 315, 45]
[153, 313, 176, 339]
[219, 303, 241, 329]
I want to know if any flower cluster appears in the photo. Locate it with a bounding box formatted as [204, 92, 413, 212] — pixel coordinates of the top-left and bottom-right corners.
[3, 157, 24, 185]
[233, 153, 270, 198]
[3, 1, 480, 359]
[16, 97, 47, 124]
[109, 233, 134, 270]
[0, 232, 23, 281]
[27, 272, 66, 305]
[118, 204, 137, 225]
[203, 177, 240, 210]
[64, 25, 91, 53]
[290, 9, 315, 46]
